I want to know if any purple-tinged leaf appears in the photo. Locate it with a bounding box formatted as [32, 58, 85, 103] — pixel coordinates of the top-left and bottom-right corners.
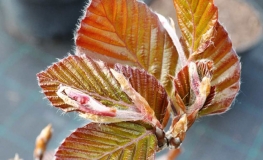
[37, 55, 166, 127]
[189, 22, 241, 116]
[114, 64, 170, 127]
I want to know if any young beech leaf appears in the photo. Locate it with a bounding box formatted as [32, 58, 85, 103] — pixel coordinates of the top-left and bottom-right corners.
[55, 122, 157, 160]
[37, 55, 165, 127]
[157, 13, 187, 67]
[189, 22, 241, 117]
[110, 69, 161, 128]
[75, 0, 179, 91]
[171, 61, 214, 127]
[171, 22, 240, 123]
[114, 64, 170, 128]
[37, 55, 134, 123]
[173, 0, 218, 56]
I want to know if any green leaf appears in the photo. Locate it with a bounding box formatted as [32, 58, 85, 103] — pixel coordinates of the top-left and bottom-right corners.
[55, 122, 157, 160]
[173, 0, 218, 55]
[75, 0, 179, 92]
[114, 64, 170, 127]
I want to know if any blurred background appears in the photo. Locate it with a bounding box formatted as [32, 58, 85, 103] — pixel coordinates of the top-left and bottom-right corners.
[0, 0, 262, 159]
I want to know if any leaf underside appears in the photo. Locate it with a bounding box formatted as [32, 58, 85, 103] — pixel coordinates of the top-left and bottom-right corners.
[173, 0, 218, 55]
[55, 122, 157, 160]
[75, 0, 179, 91]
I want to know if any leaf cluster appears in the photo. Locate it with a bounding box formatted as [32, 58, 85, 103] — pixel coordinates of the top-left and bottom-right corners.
[37, 0, 241, 159]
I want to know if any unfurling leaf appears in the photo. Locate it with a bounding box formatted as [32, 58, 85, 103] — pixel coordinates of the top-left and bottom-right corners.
[110, 69, 161, 128]
[75, 0, 179, 91]
[173, 0, 218, 56]
[37, 55, 166, 127]
[189, 22, 241, 117]
[34, 124, 53, 160]
[36, 0, 241, 158]
[37, 55, 134, 123]
[114, 64, 170, 127]
[55, 122, 157, 160]
[170, 0, 240, 121]
[171, 60, 214, 115]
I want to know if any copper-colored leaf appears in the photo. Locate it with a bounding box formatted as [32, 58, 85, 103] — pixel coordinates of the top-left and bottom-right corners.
[173, 0, 218, 55]
[55, 122, 157, 160]
[37, 55, 141, 123]
[172, 61, 213, 111]
[37, 55, 164, 127]
[114, 64, 170, 127]
[190, 22, 241, 116]
[110, 69, 161, 128]
[75, 0, 179, 91]
[171, 60, 216, 125]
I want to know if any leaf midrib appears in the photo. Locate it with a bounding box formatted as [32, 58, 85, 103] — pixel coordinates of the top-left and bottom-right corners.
[99, 0, 142, 68]
[97, 129, 154, 159]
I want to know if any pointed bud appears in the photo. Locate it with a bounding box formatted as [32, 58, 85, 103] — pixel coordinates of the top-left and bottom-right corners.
[34, 124, 53, 160]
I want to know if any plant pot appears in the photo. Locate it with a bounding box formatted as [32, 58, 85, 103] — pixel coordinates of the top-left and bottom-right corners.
[0, 0, 88, 41]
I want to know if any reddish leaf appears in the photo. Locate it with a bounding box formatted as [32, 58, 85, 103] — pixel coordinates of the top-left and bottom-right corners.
[37, 55, 148, 124]
[37, 55, 168, 127]
[170, 60, 217, 126]
[171, 60, 214, 111]
[75, 0, 179, 91]
[114, 64, 170, 127]
[189, 22, 241, 116]
[168, 24, 236, 119]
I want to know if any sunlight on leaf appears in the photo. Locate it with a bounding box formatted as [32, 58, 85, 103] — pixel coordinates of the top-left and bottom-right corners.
[37, 55, 141, 123]
[173, 0, 218, 55]
[37, 55, 168, 127]
[75, 0, 179, 91]
[190, 22, 241, 116]
[171, 21, 240, 118]
[35, 0, 242, 158]
[55, 122, 157, 160]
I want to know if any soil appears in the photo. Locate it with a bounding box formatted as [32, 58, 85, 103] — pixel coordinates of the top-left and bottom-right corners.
[150, 0, 263, 53]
